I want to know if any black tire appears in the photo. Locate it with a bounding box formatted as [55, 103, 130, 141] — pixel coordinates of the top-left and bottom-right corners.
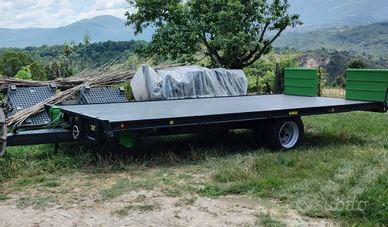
[265, 117, 304, 150]
[252, 120, 267, 148]
[0, 110, 7, 158]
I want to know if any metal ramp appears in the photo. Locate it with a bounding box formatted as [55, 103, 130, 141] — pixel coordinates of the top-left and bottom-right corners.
[77, 85, 128, 104]
[5, 84, 57, 125]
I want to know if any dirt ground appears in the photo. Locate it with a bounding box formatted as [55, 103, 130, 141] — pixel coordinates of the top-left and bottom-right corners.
[0, 170, 336, 227]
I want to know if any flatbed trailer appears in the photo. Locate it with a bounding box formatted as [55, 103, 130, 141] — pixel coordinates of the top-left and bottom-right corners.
[4, 94, 386, 152]
[1, 67, 388, 156]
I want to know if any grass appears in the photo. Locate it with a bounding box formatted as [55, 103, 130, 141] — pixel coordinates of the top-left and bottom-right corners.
[111, 209, 129, 218]
[99, 178, 132, 200]
[137, 204, 153, 211]
[185, 197, 197, 205]
[199, 112, 388, 226]
[0, 111, 387, 226]
[254, 212, 286, 227]
[0, 195, 10, 201]
[16, 195, 59, 210]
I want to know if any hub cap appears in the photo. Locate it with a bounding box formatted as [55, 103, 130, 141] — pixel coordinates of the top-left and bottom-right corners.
[278, 121, 299, 149]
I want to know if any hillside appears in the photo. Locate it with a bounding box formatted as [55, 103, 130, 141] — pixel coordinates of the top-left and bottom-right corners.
[274, 22, 388, 59]
[0, 16, 153, 48]
[288, 0, 388, 28]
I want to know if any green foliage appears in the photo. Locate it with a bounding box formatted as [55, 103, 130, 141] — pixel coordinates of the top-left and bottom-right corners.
[126, 0, 302, 69]
[316, 67, 326, 96]
[244, 49, 302, 94]
[83, 30, 91, 49]
[347, 59, 368, 69]
[100, 179, 132, 200]
[255, 212, 286, 227]
[332, 76, 346, 88]
[63, 40, 71, 56]
[114, 83, 135, 101]
[245, 59, 274, 94]
[0, 50, 46, 80]
[322, 54, 349, 85]
[15, 65, 33, 80]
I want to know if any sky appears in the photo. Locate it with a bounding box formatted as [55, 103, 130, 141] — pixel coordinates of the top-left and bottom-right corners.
[0, 0, 132, 29]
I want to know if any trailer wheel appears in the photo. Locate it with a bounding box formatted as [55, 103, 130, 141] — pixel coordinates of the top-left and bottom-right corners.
[265, 117, 304, 150]
[0, 110, 7, 158]
[72, 124, 80, 140]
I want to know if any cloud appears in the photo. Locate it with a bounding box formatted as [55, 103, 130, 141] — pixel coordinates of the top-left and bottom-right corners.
[0, 0, 74, 28]
[85, 0, 129, 20]
[0, 0, 130, 29]
[92, 0, 128, 10]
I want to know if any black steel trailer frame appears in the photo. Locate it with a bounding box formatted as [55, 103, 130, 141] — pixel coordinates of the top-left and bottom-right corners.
[3, 94, 386, 154]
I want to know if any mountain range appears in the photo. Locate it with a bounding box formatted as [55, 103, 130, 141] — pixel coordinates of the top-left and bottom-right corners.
[1, 0, 388, 48]
[0, 16, 153, 48]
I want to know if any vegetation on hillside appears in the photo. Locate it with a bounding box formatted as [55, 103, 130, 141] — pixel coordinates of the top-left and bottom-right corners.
[275, 22, 388, 61]
[244, 48, 302, 94]
[0, 50, 46, 80]
[299, 47, 385, 85]
[0, 40, 148, 80]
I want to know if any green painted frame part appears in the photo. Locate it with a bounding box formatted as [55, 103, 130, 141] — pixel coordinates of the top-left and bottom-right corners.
[49, 106, 61, 127]
[284, 68, 318, 97]
[120, 131, 136, 147]
[346, 69, 388, 102]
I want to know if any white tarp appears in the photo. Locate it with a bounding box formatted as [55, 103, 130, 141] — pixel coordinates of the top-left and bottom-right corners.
[131, 65, 248, 101]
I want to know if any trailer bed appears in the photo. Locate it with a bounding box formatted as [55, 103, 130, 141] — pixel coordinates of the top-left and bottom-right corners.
[7, 94, 382, 149]
[58, 94, 377, 124]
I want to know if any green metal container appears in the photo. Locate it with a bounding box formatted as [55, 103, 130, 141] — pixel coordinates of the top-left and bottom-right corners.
[49, 106, 61, 127]
[346, 69, 388, 102]
[284, 68, 318, 97]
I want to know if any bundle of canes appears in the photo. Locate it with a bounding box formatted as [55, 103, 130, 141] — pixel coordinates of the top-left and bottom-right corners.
[0, 59, 124, 93]
[5, 63, 183, 127]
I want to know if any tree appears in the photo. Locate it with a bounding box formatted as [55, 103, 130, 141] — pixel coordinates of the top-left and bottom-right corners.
[15, 65, 33, 80]
[63, 40, 71, 56]
[332, 76, 346, 88]
[83, 30, 91, 57]
[347, 59, 368, 69]
[0, 50, 22, 77]
[324, 54, 349, 85]
[125, 0, 302, 69]
[0, 50, 46, 80]
[244, 48, 301, 94]
[83, 30, 91, 49]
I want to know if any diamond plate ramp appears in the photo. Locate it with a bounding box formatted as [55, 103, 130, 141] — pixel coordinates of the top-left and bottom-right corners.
[5, 84, 57, 125]
[77, 86, 128, 104]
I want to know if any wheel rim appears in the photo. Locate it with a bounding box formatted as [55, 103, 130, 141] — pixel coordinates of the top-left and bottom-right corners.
[72, 125, 80, 140]
[278, 121, 299, 149]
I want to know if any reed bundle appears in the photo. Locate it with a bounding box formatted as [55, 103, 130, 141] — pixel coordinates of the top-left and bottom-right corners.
[4, 63, 182, 126]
